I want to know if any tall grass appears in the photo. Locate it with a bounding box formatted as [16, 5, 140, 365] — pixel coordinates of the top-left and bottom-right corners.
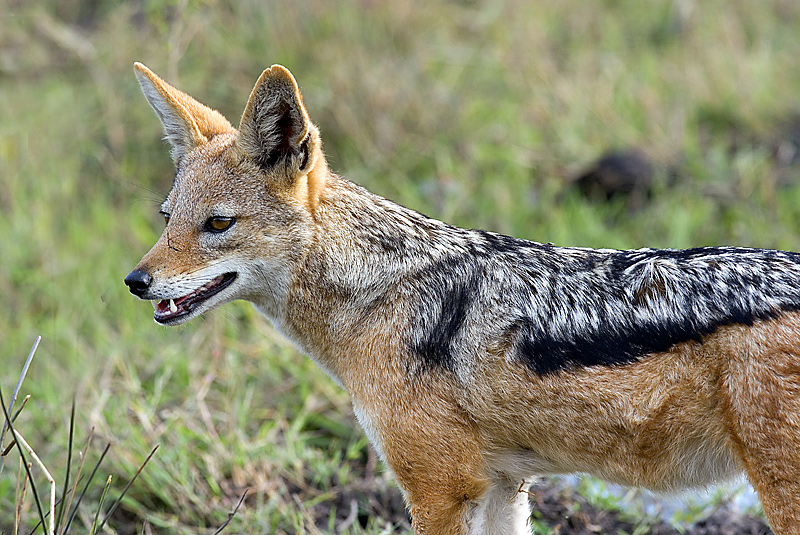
[1, 0, 799, 532]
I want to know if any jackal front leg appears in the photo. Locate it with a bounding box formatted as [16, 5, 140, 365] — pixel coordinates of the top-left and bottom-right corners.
[361, 389, 490, 534]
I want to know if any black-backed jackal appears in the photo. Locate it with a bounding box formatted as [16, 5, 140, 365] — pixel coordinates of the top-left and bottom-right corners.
[125, 63, 800, 534]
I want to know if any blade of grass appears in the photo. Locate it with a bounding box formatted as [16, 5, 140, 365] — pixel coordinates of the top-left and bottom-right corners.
[1, 396, 32, 464]
[1, 337, 41, 479]
[0, 387, 47, 533]
[211, 489, 249, 535]
[90, 476, 112, 535]
[11, 395, 32, 423]
[54, 399, 75, 533]
[61, 442, 110, 535]
[2, 438, 17, 457]
[26, 496, 66, 535]
[16, 457, 29, 535]
[60, 428, 94, 535]
[1, 337, 41, 444]
[291, 494, 326, 535]
[93, 444, 159, 534]
[8, 428, 56, 535]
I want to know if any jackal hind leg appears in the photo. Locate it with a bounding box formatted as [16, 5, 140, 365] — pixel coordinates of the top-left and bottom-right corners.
[466, 478, 532, 535]
[726, 347, 800, 534]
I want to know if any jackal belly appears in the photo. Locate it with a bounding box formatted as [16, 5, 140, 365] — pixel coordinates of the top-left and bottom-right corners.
[470, 334, 742, 491]
[485, 430, 739, 492]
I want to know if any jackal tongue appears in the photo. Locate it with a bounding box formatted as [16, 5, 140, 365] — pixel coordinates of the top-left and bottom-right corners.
[155, 295, 190, 310]
[152, 274, 231, 317]
[154, 298, 185, 314]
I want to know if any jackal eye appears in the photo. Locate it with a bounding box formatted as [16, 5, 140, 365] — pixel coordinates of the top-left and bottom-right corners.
[205, 216, 235, 233]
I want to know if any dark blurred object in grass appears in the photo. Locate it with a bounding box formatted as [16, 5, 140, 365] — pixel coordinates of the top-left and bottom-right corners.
[575, 149, 655, 208]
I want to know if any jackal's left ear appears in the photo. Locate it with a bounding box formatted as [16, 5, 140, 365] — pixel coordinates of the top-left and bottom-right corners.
[134, 62, 234, 164]
[236, 65, 314, 176]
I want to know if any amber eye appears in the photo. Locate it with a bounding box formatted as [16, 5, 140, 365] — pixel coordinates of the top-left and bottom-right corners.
[205, 216, 235, 233]
[162, 212, 170, 225]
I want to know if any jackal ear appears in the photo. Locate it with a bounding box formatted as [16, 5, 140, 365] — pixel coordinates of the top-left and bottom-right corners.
[236, 65, 313, 174]
[134, 62, 234, 164]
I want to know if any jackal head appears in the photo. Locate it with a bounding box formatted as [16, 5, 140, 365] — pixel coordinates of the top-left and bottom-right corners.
[124, 63, 327, 325]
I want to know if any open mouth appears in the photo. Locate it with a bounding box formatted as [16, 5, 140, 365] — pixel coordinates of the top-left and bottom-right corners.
[153, 273, 237, 324]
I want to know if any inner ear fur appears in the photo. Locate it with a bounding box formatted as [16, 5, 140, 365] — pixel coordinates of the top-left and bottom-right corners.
[236, 65, 315, 175]
[134, 63, 233, 164]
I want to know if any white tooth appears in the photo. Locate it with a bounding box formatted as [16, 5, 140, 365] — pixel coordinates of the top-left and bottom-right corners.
[169, 299, 177, 313]
[152, 300, 159, 310]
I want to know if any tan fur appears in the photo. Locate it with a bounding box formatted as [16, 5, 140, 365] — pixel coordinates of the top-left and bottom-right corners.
[126, 63, 800, 534]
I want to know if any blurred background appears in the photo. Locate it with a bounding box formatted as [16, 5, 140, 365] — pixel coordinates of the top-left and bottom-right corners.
[2, 0, 799, 533]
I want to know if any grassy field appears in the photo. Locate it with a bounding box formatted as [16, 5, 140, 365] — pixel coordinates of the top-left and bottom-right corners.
[2, 0, 800, 533]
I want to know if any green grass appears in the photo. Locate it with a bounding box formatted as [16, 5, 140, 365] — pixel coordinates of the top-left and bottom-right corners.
[2, 0, 800, 532]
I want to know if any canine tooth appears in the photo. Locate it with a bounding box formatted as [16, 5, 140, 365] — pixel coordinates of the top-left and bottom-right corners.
[169, 299, 177, 313]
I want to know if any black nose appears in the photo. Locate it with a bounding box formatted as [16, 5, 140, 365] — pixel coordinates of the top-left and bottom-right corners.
[124, 269, 153, 297]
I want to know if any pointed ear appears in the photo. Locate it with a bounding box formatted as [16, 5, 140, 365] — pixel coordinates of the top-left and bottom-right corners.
[134, 62, 234, 164]
[236, 65, 313, 174]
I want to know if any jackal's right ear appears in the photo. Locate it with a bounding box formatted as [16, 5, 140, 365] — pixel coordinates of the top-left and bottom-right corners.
[134, 63, 234, 164]
[236, 65, 313, 176]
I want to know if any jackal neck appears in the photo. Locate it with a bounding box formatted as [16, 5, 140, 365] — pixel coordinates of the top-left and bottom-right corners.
[278, 176, 461, 382]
